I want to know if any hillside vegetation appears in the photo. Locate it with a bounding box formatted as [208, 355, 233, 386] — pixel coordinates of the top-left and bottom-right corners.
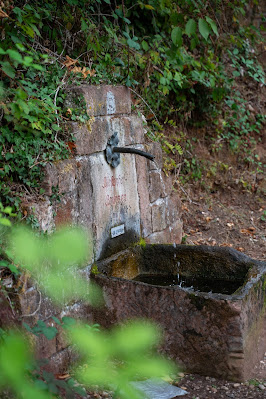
[0, 0, 265, 215]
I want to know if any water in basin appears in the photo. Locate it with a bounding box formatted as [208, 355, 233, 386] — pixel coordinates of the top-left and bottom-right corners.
[132, 273, 241, 295]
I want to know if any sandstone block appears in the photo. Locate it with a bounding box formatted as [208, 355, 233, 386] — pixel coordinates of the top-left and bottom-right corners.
[135, 155, 152, 237]
[44, 347, 76, 374]
[69, 114, 145, 156]
[42, 159, 77, 196]
[149, 170, 167, 203]
[163, 173, 174, 196]
[0, 292, 19, 328]
[146, 229, 169, 244]
[19, 288, 59, 322]
[76, 157, 93, 232]
[54, 192, 77, 227]
[36, 324, 57, 360]
[151, 199, 167, 232]
[169, 219, 183, 244]
[66, 85, 131, 117]
[125, 114, 145, 145]
[88, 152, 140, 260]
[146, 141, 163, 171]
[21, 199, 54, 233]
[146, 219, 182, 244]
[167, 195, 182, 225]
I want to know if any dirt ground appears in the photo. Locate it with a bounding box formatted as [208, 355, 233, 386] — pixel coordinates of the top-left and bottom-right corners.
[181, 186, 265, 261]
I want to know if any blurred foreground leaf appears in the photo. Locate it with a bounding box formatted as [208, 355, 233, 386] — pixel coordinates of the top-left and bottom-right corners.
[70, 320, 176, 399]
[10, 226, 102, 305]
[0, 333, 52, 399]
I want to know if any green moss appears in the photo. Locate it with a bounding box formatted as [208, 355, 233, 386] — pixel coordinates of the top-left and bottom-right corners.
[91, 264, 100, 275]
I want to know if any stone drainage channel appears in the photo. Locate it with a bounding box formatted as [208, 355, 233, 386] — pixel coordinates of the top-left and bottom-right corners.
[91, 244, 266, 383]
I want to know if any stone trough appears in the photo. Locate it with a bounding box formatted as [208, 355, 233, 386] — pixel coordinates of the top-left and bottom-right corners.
[91, 244, 266, 382]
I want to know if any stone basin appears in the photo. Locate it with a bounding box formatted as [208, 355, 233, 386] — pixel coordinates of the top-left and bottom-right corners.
[91, 244, 266, 381]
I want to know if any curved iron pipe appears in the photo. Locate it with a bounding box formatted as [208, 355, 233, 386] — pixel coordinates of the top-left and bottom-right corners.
[113, 147, 155, 162]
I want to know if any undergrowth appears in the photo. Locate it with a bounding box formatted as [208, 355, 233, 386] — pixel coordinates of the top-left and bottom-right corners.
[0, 0, 265, 212]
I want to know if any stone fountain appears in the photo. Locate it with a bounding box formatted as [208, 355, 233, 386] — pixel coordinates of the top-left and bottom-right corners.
[18, 85, 265, 382]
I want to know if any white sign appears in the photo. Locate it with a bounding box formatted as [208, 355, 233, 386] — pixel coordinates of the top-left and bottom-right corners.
[111, 224, 125, 238]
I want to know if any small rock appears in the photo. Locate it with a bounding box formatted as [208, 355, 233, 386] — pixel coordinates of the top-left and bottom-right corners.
[221, 386, 229, 390]
[178, 372, 185, 378]
[180, 386, 187, 390]
[211, 387, 218, 393]
[233, 383, 240, 388]
[258, 384, 265, 390]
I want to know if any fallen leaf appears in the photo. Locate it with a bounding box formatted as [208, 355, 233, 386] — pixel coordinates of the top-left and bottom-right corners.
[72, 66, 96, 78]
[55, 373, 70, 380]
[0, 9, 9, 18]
[67, 142, 76, 154]
[236, 247, 244, 252]
[63, 55, 78, 69]
[182, 205, 189, 212]
[65, 108, 72, 117]
[205, 216, 212, 223]
[240, 227, 256, 235]
[227, 222, 234, 228]
[146, 113, 155, 120]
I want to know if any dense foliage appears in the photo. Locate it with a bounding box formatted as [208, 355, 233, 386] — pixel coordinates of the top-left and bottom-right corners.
[0, 0, 265, 210]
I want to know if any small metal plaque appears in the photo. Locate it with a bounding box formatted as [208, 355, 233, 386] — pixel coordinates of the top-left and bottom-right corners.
[111, 224, 125, 238]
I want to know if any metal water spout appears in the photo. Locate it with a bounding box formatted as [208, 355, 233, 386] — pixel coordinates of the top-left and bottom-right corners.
[105, 132, 155, 168]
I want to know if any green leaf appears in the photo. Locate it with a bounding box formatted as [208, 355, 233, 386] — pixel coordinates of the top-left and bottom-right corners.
[34, 380, 48, 391]
[0, 48, 6, 55]
[171, 27, 183, 47]
[30, 23, 41, 37]
[51, 316, 61, 325]
[6, 49, 23, 63]
[62, 317, 76, 328]
[185, 19, 196, 36]
[206, 16, 219, 36]
[0, 218, 11, 227]
[17, 99, 30, 114]
[23, 322, 33, 333]
[1, 61, 16, 78]
[16, 88, 27, 100]
[21, 24, 35, 38]
[32, 64, 44, 71]
[127, 38, 140, 50]
[15, 43, 26, 51]
[190, 38, 197, 50]
[43, 327, 58, 340]
[141, 40, 149, 51]
[0, 261, 9, 267]
[81, 18, 89, 32]
[198, 18, 210, 41]
[144, 4, 155, 10]
[7, 262, 19, 275]
[23, 56, 33, 66]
